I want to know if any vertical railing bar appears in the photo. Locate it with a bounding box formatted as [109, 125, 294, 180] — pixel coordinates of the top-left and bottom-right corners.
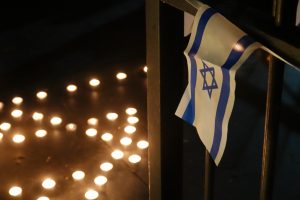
[259, 56, 284, 200]
[204, 150, 214, 200]
[146, 0, 162, 199]
[259, 1, 284, 199]
[147, 1, 184, 200]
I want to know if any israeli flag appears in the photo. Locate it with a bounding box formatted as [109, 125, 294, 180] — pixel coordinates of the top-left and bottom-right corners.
[175, 5, 261, 165]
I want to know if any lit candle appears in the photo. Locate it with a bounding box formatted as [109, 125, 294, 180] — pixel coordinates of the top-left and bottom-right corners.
[127, 116, 139, 124]
[128, 154, 141, 164]
[0, 101, 4, 111]
[36, 91, 47, 100]
[143, 66, 148, 73]
[101, 132, 113, 142]
[66, 123, 77, 132]
[111, 149, 124, 160]
[106, 112, 118, 121]
[87, 118, 98, 126]
[124, 125, 136, 134]
[37, 196, 50, 200]
[85, 189, 99, 200]
[0, 122, 11, 131]
[66, 84, 77, 93]
[12, 134, 25, 143]
[116, 72, 127, 80]
[94, 175, 107, 186]
[11, 109, 23, 119]
[9, 186, 22, 197]
[137, 140, 149, 149]
[72, 170, 85, 181]
[89, 78, 100, 87]
[35, 129, 47, 138]
[12, 97, 23, 105]
[50, 116, 62, 126]
[125, 107, 137, 115]
[42, 178, 56, 189]
[86, 128, 97, 137]
[100, 162, 113, 172]
[32, 112, 44, 121]
[120, 137, 132, 146]
[0, 132, 3, 140]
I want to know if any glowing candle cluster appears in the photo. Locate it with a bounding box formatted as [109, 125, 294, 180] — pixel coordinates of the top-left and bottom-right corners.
[0, 69, 148, 199]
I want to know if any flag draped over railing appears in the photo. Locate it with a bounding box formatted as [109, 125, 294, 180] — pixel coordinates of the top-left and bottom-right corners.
[176, 3, 297, 165]
[176, 4, 263, 165]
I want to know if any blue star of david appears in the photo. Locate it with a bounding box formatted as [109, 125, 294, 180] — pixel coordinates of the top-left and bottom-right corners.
[199, 61, 218, 98]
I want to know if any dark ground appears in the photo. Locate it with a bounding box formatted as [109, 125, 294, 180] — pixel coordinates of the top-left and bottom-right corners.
[0, 1, 148, 200]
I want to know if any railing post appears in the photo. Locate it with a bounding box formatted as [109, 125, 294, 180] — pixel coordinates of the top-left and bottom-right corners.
[259, 0, 285, 199]
[259, 56, 284, 200]
[204, 150, 214, 200]
[146, 1, 184, 200]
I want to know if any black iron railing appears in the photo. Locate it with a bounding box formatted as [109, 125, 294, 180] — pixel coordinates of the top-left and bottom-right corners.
[146, 0, 299, 200]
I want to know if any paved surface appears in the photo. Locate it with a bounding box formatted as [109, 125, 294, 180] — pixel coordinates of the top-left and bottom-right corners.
[0, 2, 147, 200]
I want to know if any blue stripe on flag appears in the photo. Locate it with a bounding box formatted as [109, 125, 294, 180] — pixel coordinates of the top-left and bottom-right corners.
[210, 35, 255, 160]
[182, 8, 216, 124]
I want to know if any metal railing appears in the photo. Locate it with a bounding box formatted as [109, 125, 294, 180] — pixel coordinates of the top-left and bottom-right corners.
[146, 0, 299, 200]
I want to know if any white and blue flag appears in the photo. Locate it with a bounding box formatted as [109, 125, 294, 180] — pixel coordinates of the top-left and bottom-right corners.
[175, 5, 261, 165]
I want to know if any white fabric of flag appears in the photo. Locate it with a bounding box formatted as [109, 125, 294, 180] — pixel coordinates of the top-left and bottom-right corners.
[175, 4, 261, 165]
